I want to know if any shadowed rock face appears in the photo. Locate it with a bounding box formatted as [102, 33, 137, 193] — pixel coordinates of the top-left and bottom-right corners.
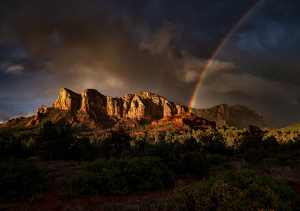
[192, 104, 229, 127]
[192, 104, 284, 129]
[192, 104, 267, 129]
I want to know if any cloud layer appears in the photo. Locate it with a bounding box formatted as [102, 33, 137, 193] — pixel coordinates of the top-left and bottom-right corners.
[1, 0, 300, 125]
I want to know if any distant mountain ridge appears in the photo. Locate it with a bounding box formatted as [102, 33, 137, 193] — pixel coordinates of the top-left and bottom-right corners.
[1, 88, 284, 129]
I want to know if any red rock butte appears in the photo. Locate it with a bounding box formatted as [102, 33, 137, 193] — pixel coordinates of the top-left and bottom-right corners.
[1, 88, 284, 129]
[52, 88, 189, 119]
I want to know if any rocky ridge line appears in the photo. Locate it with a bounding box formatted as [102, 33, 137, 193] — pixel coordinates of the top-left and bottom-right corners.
[1, 88, 284, 129]
[51, 88, 189, 120]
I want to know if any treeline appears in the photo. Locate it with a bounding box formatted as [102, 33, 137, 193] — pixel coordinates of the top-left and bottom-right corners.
[0, 120, 300, 209]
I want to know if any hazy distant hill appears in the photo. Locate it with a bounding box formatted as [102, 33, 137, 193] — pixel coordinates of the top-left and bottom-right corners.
[192, 104, 285, 129]
[1, 88, 284, 130]
[253, 111, 285, 129]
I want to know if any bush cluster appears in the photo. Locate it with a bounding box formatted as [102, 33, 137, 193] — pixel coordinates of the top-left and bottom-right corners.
[0, 130, 31, 159]
[0, 157, 45, 201]
[263, 157, 300, 168]
[143, 139, 209, 175]
[165, 169, 300, 211]
[207, 154, 230, 165]
[97, 128, 131, 159]
[68, 156, 172, 194]
[35, 120, 98, 161]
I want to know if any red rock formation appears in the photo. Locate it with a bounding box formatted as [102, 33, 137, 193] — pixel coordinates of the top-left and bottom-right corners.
[1, 117, 26, 127]
[80, 89, 107, 114]
[151, 113, 216, 131]
[52, 88, 81, 110]
[52, 88, 189, 121]
[19, 88, 281, 130]
[26, 105, 50, 126]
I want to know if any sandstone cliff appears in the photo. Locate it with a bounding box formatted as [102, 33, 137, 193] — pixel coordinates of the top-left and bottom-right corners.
[151, 113, 216, 130]
[1, 88, 283, 130]
[51, 88, 189, 120]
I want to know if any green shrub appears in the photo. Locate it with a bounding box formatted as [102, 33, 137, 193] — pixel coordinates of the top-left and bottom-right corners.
[98, 128, 131, 159]
[199, 132, 232, 156]
[144, 140, 182, 173]
[69, 137, 99, 161]
[181, 152, 209, 176]
[207, 154, 229, 165]
[286, 159, 300, 168]
[165, 169, 300, 211]
[182, 136, 201, 153]
[68, 156, 172, 194]
[35, 121, 73, 160]
[263, 157, 284, 167]
[238, 126, 281, 164]
[263, 158, 300, 168]
[0, 157, 45, 201]
[0, 131, 31, 159]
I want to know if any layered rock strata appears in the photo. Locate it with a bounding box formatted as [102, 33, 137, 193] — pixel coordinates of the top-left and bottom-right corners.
[2, 88, 283, 130]
[51, 88, 189, 120]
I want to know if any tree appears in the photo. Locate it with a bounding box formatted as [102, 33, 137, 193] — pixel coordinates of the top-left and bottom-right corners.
[35, 120, 74, 160]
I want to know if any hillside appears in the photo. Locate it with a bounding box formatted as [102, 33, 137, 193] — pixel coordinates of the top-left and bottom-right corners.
[1, 88, 284, 130]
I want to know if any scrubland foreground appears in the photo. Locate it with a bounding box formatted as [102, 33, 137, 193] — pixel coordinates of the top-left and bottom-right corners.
[0, 120, 300, 210]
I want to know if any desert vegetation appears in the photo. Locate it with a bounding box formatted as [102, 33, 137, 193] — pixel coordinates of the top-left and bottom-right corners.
[0, 120, 300, 210]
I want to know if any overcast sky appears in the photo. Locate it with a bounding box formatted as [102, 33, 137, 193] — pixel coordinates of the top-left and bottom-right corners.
[1, 0, 300, 125]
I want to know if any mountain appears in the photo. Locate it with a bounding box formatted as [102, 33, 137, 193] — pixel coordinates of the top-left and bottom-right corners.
[23, 88, 190, 130]
[1, 88, 284, 130]
[192, 104, 285, 129]
[253, 111, 285, 129]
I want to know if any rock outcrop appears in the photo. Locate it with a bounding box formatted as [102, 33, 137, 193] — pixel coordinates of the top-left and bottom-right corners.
[2, 88, 282, 130]
[26, 105, 50, 126]
[51, 88, 189, 121]
[1, 117, 26, 127]
[151, 113, 216, 130]
[52, 88, 81, 110]
[192, 104, 229, 126]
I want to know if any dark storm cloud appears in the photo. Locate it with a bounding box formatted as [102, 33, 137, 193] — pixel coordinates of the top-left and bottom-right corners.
[0, 0, 164, 95]
[1, 0, 300, 125]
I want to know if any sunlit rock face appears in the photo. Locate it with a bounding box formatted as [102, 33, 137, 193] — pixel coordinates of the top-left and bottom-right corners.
[40, 88, 190, 129]
[26, 105, 50, 126]
[80, 89, 107, 114]
[52, 88, 81, 110]
[151, 112, 216, 130]
[1, 117, 26, 127]
[52, 89, 189, 121]
[2, 87, 281, 130]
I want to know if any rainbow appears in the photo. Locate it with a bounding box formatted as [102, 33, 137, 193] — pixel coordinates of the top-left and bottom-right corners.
[189, 0, 265, 109]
